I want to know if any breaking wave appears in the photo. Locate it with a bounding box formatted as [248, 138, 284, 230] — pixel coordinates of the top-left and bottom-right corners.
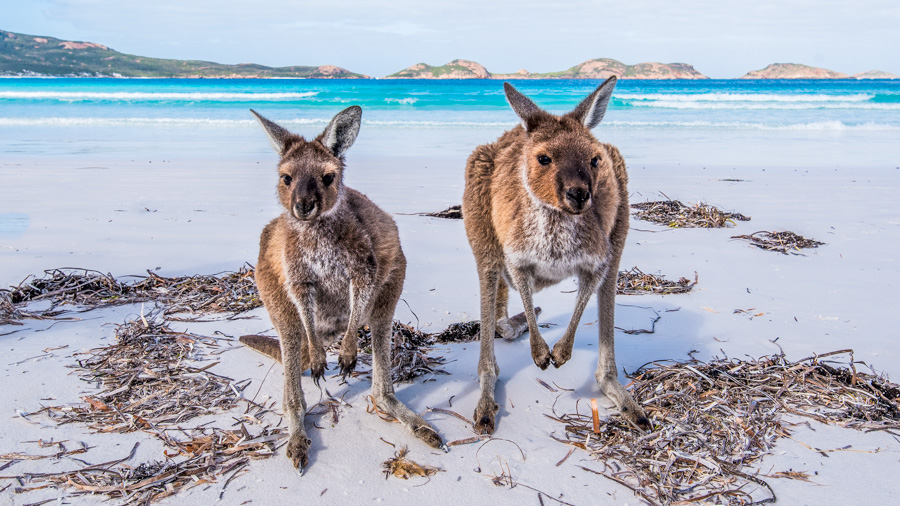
[0, 91, 320, 101]
[1, 117, 897, 131]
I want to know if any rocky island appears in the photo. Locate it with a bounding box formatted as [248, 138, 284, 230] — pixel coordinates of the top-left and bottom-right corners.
[385, 59, 491, 79]
[387, 58, 708, 80]
[853, 70, 899, 79]
[740, 63, 851, 79]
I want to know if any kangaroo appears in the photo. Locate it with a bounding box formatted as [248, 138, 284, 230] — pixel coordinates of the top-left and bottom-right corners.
[462, 77, 649, 434]
[242, 106, 445, 473]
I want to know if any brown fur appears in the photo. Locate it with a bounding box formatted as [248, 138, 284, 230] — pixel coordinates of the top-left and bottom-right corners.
[246, 107, 445, 473]
[462, 77, 649, 434]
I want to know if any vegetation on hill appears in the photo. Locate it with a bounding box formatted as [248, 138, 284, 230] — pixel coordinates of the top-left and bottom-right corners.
[0, 29, 368, 78]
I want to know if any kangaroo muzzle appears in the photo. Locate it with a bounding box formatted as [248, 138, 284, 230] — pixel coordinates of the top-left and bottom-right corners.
[292, 197, 318, 220]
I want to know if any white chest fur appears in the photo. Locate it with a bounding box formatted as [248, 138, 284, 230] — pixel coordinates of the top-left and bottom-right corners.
[283, 218, 354, 337]
[289, 225, 350, 287]
[504, 203, 609, 286]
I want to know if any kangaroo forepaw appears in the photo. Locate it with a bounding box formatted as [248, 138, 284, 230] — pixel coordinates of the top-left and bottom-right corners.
[414, 424, 446, 450]
[310, 360, 328, 387]
[532, 342, 552, 370]
[550, 342, 572, 368]
[473, 401, 499, 435]
[337, 353, 357, 379]
[285, 433, 311, 472]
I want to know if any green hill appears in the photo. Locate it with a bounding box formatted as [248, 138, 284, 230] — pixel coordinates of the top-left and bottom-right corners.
[0, 29, 368, 78]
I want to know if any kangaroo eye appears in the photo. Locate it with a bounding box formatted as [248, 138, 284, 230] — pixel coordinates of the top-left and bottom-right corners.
[322, 173, 335, 186]
[537, 155, 552, 166]
[281, 174, 293, 186]
[591, 156, 600, 168]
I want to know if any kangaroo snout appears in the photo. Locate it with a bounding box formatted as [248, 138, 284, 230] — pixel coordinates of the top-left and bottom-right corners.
[565, 186, 591, 212]
[292, 197, 318, 220]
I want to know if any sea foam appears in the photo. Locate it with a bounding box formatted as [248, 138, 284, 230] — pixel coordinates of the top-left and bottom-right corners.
[0, 91, 319, 101]
[1, 117, 896, 131]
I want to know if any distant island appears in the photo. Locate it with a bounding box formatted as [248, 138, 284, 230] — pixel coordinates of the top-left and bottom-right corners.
[386, 58, 709, 80]
[741, 63, 850, 79]
[741, 63, 898, 80]
[0, 29, 368, 78]
[853, 70, 899, 79]
[1, 29, 896, 80]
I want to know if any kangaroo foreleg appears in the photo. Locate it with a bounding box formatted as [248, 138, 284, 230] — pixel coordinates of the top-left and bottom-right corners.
[338, 281, 374, 379]
[551, 271, 603, 367]
[508, 268, 550, 370]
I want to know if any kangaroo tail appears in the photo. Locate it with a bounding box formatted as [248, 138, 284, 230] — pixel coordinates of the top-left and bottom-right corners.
[239, 335, 282, 362]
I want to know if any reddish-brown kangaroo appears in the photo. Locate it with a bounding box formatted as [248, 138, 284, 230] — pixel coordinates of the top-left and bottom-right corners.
[462, 77, 649, 434]
[242, 106, 445, 473]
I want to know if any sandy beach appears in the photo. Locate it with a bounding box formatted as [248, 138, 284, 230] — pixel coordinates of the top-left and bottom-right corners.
[2, 78, 900, 505]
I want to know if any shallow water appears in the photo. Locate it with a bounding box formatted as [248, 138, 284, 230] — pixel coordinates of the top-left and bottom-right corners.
[0, 78, 898, 167]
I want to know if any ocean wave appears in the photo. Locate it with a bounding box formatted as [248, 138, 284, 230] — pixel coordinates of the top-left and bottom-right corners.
[623, 100, 900, 110]
[604, 120, 900, 131]
[1, 117, 896, 131]
[615, 92, 876, 103]
[0, 91, 320, 101]
[383, 97, 419, 105]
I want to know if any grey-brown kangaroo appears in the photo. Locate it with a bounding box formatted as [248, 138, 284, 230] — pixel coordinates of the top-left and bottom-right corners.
[243, 107, 445, 473]
[462, 77, 649, 434]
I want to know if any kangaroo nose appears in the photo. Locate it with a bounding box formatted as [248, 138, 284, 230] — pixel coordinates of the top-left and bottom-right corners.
[565, 187, 590, 208]
[294, 199, 317, 219]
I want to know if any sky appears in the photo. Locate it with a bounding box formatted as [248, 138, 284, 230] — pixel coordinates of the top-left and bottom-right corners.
[2, 0, 898, 78]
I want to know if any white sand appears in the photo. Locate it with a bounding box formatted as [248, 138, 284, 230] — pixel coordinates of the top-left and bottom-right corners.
[2, 148, 899, 504]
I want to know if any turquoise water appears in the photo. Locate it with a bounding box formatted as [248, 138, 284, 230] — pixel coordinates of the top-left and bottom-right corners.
[1, 78, 898, 165]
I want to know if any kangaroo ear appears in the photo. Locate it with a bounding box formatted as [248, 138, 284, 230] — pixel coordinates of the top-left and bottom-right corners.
[250, 109, 295, 154]
[321, 106, 362, 158]
[504, 82, 547, 132]
[568, 75, 617, 129]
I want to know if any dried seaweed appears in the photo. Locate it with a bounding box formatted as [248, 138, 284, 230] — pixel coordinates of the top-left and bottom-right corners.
[422, 205, 463, 220]
[36, 315, 242, 432]
[632, 200, 750, 228]
[431, 320, 482, 343]
[13, 427, 283, 504]
[348, 321, 450, 383]
[1, 266, 260, 325]
[382, 447, 442, 479]
[9, 313, 286, 504]
[617, 267, 698, 295]
[731, 231, 825, 255]
[550, 350, 899, 505]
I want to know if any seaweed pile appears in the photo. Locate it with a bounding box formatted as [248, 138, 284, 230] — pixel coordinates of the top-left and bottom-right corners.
[617, 267, 698, 295]
[632, 200, 750, 228]
[13, 314, 285, 504]
[551, 350, 899, 505]
[423, 205, 463, 220]
[732, 231, 825, 255]
[1, 266, 260, 326]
